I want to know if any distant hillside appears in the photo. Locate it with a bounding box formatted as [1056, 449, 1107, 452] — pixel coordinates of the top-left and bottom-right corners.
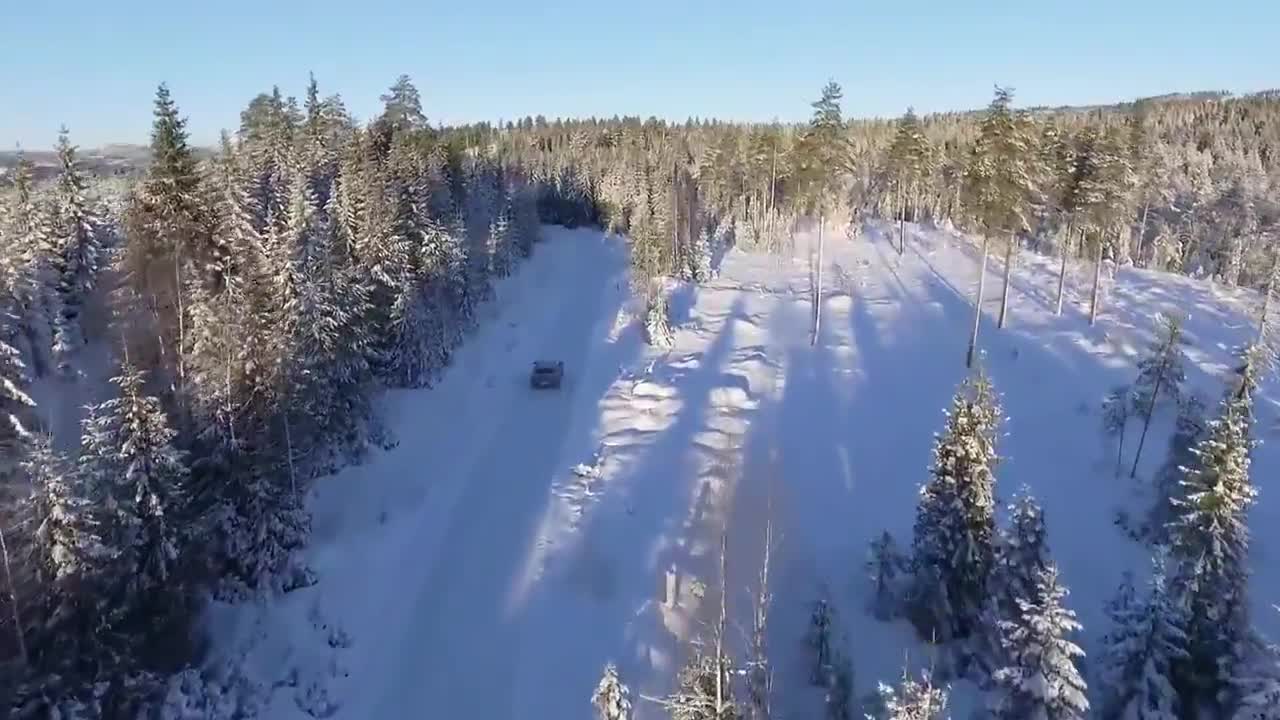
[0, 143, 214, 183]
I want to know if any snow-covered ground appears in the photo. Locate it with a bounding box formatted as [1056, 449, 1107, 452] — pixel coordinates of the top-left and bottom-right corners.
[209, 221, 1280, 718]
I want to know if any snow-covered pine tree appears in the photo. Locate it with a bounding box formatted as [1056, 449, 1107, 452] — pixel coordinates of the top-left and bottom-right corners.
[644, 290, 675, 348]
[509, 183, 541, 258]
[122, 84, 209, 378]
[866, 530, 907, 620]
[592, 663, 633, 720]
[356, 167, 413, 381]
[463, 159, 500, 303]
[871, 669, 949, 720]
[1140, 392, 1209, 545]
[961, 86, 1037, 345]
[909, 370, 1001, 643]
[989, 565, 1089, 720]
[982, 489, 1052, 671]
[1167, 349, 1260, 707]
[1129, 313, 1187, 478]
[1095, 550, 1189, 720]
[440, 211, 474, 340]
[887, 107, 934, 255]
[1, 152, 61, 379]
[87, 364, 191, 602]
[207, 432, 313, 597]
[385, 277, 433, 389]
[278, 166, 379, 469]
[47, 128, 103, 377]
[0, 323, 36, 455]
[691, 225, 713, 282]
[24, 433, 108, 593]
[1080, 126, 1135, 325]
[20, 434, 116, 682]
[992, 491, 1050, 608]
[1230, 609, 1280, 720]
[1102, 385, 1133, 478]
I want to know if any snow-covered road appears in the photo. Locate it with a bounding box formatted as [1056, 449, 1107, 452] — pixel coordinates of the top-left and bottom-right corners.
[367, 229, 626, 717]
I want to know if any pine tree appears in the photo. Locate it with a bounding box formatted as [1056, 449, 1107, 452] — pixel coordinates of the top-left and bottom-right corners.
[871, 669, 949, 720]
[592, 663, 633, 720]
[1144, 393, 1208, 545]
[990, 565, 1089, 720]
[1129, 313, 1187, 478]
[1, 152, 58, 377]
[1230, 613, 1280, 720]
[866, 530, 907, 620]
[1167, 351, 1259, 706]
[21, 434, 117, 683]
[962, 86, 1037, 351]
[984, 490, 1052, 669]
[377, 74, 428, 138]
[1052, 126, 1097, 315]
[1078, 126, 1135, 325]
[47, 128, 103, 377]
[278, 167, 378, 468]
[123, 84, 209, 380]
[1095, 552, 1189, 720]
[796, 81, 848, 346]
[84, 364, 190, 602]
[0, 328, 36, 455]
[887, 107, 933, 255]
[691, 225, 713, 282]
[909, 371, 1001, 642]
[24, 434, 109, 592]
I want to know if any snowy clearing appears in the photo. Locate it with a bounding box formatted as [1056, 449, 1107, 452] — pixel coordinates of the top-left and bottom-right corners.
[212, 220, 1280, 719]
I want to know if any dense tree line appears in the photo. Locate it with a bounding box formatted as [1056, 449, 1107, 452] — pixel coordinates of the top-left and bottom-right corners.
[0, 74, 567, 716]
[496, 88, 1280, 281]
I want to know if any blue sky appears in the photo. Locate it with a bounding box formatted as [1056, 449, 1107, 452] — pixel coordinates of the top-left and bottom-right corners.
[4, 0, 1277, 148]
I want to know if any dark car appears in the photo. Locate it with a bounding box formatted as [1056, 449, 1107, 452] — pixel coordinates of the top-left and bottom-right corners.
[530, 360, 564, 389]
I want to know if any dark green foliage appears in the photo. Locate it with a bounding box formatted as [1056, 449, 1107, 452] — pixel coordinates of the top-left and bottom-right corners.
[909, 371, 1001, 642]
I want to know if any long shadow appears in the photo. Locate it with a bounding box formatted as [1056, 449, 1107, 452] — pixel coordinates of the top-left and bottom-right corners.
[512, 296, 759, 718]
[943, 234, 1061, 316]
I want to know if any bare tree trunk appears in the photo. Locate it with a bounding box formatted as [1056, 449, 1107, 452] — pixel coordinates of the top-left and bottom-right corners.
[672, 162, 680, 273]
[1055, 220, 1074, 315]
[813, 214, 825, 346]
[174, 247, 186, 391]
[0, 526, 27, 667]
[749, 487, 775, 720]
[1136, 198, 1151, 263]
[767, 147, 777, 249]
[998, 230, 1016, 329]
[1258, 245, 1280, 345]
[1090, 232, 1105, 325]
[967, 234, 990, 368]
[716, 531, 728, 718]
[898, 182, 906, 255]
[1116, 424, 1126, 478]
[225, 343, 236, 446]
[1130, 366, 1167, 479]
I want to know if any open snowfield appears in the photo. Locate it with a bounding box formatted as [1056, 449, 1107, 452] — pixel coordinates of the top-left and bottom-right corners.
[209, 221, 1280, 719]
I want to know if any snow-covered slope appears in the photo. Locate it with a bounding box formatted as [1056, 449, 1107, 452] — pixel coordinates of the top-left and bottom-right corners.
[209, 221, 1280, 719]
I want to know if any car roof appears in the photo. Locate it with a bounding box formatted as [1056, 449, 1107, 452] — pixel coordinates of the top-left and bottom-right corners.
[532, 361, 560, 369]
